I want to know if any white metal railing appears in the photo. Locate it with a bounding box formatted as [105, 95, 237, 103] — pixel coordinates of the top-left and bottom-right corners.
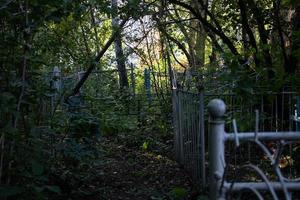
[208, 99, 300, 200]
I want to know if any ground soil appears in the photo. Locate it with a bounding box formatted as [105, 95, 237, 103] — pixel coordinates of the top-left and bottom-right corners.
[79, 136, 200, 200]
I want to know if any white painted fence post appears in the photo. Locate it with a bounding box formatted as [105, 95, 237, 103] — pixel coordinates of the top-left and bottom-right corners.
[208, 99, 226, 200]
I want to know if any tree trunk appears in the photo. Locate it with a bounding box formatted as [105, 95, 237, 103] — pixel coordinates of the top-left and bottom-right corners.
[112, 0, 128, 88]
[247, 0, 273, 78]
[189, 1, 207, 70]
[289, 6, 300, 73]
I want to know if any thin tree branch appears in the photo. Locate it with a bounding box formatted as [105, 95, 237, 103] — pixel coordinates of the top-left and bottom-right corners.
[67, 18, 128, 99]
[274, 0, 289, 72]
[246, 0, 273, 70]
[167, 0, 240, 57]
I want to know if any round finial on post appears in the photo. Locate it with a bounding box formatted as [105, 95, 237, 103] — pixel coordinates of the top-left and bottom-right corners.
[208, 99, 226, 200]
[208, 99, 226, 118]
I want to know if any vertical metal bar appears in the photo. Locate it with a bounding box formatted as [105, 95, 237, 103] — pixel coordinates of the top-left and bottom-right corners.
[193, 94, 201, 183]
[193, 94, 195, 178]
[184, 92, 187, 166]
[288, 92, 292, 177]
[208, 99, 226, 200]
[261, 94, 264, 131]
[178, 91, 184, 164]
[275, 96, 278, 131]
[193, 94, 197, 181]
[297, 96, 300, 131]
[189, 94, 192, 174]
[189, 94, 192, 175]
[281, 91, 284, 131]
[288, 93, 292, 131]
[249, 102, 253, 161]
[180, 91, 185, 165]
[199, 90, 206, 189]
[270, 98, 273, 131]
[172, 89, 179, 160]
[239, 96, 243, 163]
[185, 92, 189, 171]
[183, 92, 187, 167]
[182, 92, 186, 166]
[197, 94, 201, 184]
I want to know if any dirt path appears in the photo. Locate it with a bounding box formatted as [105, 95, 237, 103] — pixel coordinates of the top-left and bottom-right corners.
[90, 137, 198, 200]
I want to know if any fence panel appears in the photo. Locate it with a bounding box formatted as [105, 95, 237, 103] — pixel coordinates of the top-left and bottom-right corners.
[207, 99, 300, 200]
[172, 87, 300, 192]
[172, 89, 206, 190]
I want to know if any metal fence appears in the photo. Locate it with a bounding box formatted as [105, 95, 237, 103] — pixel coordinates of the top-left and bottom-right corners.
[172, 84, 300, 192]
[44, 66, 171, 112]
[172, 89, 205, 188]
[207, 99, 300, 200]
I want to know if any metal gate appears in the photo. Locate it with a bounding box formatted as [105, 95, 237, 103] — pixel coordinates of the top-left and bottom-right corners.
[172, 89, 206, 190]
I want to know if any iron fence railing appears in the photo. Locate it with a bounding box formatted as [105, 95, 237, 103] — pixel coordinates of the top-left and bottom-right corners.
[172, 89, 205, 189]
[207, 99, 300, 200]
[40, 67, 172, 121]
[172, 87, 300, 193]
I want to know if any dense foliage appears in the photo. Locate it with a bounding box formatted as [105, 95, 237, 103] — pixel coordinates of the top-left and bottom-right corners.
[0, 0, 299, 199]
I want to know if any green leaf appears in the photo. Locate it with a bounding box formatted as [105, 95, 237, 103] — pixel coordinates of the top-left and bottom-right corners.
[169, 187, 187, 200]
[0, 186, 24, 197]
[142, 141, 149, 150]
[33, 186, 44, 193]
[31, 160, 44, 176]
[45, 185, 61, 194]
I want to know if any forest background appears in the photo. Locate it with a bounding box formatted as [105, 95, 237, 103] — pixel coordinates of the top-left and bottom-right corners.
[0, 0, 300, 199]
